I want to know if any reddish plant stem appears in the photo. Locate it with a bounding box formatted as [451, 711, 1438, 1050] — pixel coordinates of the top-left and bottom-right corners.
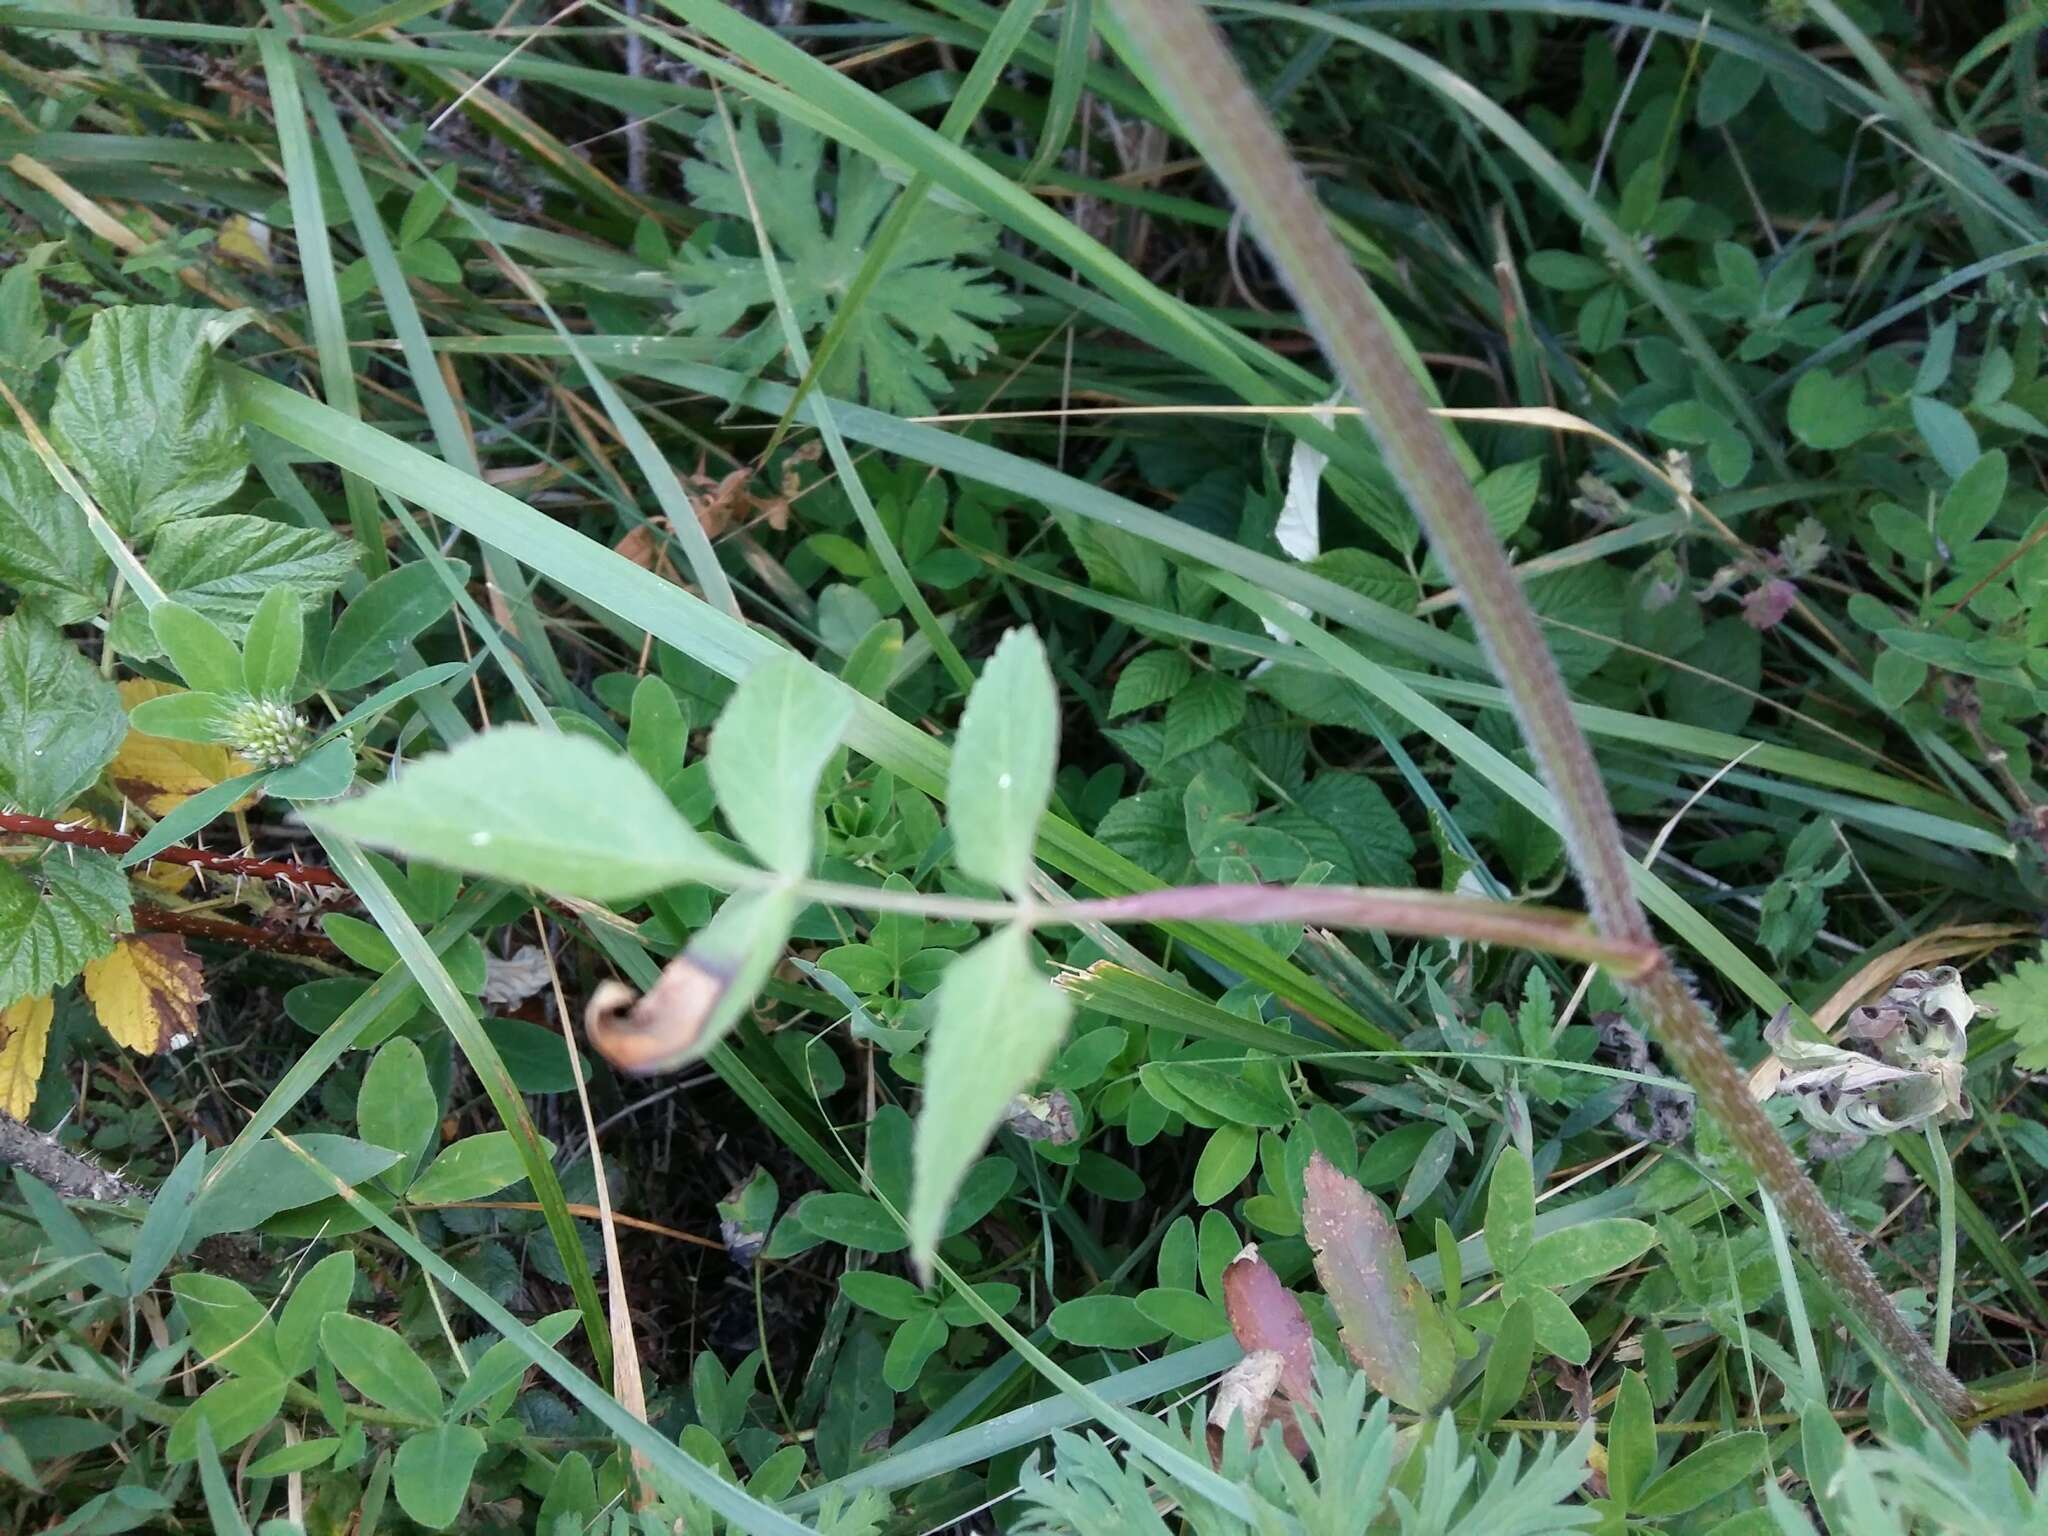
[133, 904, 342, 961]
[0, 812, 347, 891]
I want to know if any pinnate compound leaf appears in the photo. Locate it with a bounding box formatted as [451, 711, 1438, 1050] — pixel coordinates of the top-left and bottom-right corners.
[1300, 1151, 1453, 1412]
[48, 305, 250, 539]
[909, 925, 1071, 1274]
[947, 627, 1059, 897]
[583, 886, 799, 1074]
[307, 726, 742, 902]
[0, 851, 131, 1010]
[320, 1313, 442, 1422]
[83, 934, 207, 1053]
[392, 1424, 485, 1531]
[0, 428, 106, 624]
[0, 615, 126, 816]
[708, 654, 851, 874]
[0, 994, 53, 1119]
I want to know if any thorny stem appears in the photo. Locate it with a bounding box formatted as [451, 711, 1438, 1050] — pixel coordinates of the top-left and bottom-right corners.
[0, 812, 347, 890]
[133, 905, 343, 961]
[1106, 0, 1974, 1415]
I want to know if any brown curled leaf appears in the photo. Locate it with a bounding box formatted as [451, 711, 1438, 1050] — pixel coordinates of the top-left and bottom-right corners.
[583, 962, 729, 1075]
[583, 888, 798, 1075]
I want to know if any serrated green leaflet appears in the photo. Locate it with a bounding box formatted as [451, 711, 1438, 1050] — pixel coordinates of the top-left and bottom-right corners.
[47, 306, 250, 540]
[0, 429, 106, 624]
[0, 614, 125, 816]
[0, 851, 129, 1008]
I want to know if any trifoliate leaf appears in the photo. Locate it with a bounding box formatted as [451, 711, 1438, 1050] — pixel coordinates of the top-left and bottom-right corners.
[672, 111, 1016, 416]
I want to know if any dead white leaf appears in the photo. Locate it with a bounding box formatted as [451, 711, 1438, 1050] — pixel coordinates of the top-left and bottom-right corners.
[1208, 1348, 1286, 1448]
[1256, 394, 1340, 661]
[483, 945, 554, 1008]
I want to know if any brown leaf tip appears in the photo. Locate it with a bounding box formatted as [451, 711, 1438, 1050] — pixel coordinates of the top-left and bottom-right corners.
[584, 954, 733, 1074]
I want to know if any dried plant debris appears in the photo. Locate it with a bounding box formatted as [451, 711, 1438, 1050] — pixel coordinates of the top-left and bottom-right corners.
[1765, 967, 1973, 1154]
[1595, 1013, 1695, 1144]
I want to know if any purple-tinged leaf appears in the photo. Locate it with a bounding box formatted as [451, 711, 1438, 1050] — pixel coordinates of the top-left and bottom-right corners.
[1221, 1244, 1313, 1402]
[1301, 1152, 1453, 1412]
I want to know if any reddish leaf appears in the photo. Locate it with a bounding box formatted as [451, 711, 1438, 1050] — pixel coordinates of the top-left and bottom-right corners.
[1221, 1244, 1314, 1402]
[1301, 1151, 1454, 1412]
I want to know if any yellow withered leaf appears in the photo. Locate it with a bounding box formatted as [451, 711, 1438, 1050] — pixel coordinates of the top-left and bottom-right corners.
[0, 995, 55, 1120]
[110, 680, 253, 817]
[216, 215, 273, 271]
[84, 935, 208, 1054]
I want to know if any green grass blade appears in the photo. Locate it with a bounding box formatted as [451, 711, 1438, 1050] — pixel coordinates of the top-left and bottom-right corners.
[704, 91, 973, 689]
[258, 36, 384, 574]
[1218, 573, 1797, 1018]
[299, 76, 590, 704]
[1216, 0, 1780, 467]
[314, 834, 613, 1379]
[1023, 0, 1094, 185]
